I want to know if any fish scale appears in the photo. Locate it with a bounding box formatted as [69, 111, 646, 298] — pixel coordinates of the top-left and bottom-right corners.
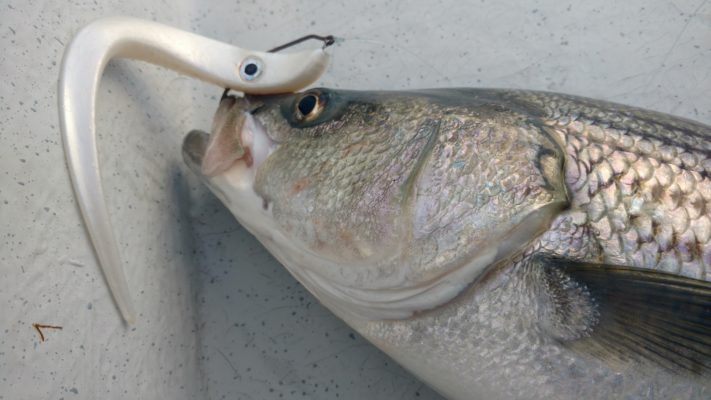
[535, 100, 711, 280]
[356, 91, 711, 400]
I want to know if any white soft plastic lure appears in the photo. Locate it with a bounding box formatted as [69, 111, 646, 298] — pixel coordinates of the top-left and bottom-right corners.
[58, 16, 330, 323]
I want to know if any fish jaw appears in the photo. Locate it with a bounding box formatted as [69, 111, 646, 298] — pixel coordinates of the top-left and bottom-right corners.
[197, 95, 278, 177]
[181, 111, 369, 321]
[181, 104, 278, 241]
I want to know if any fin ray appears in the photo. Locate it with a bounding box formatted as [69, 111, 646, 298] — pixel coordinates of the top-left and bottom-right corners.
[538, 256, 711, 375]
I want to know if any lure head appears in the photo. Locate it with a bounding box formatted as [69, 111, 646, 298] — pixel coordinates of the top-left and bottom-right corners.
[183, 88, 567, 320]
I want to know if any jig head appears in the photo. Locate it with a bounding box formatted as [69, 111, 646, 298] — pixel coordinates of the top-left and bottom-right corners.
[58, 16, 332, 323]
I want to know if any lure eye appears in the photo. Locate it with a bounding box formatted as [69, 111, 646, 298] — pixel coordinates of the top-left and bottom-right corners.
[239, 57, 262, 81]
[295, 92, 323, 121]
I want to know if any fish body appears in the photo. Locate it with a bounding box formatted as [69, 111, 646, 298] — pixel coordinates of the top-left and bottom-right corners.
[183, 88, 711, 400]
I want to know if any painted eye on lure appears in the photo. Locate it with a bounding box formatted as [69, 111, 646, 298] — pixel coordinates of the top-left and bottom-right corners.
[239, 57, 263, 81]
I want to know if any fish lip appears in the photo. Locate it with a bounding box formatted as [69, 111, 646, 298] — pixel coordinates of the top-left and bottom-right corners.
[182, 129, 210, 174]
[181, 98, 275, 179]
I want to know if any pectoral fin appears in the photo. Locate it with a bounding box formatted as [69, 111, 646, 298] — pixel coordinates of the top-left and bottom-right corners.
[538, 255, 711, 375]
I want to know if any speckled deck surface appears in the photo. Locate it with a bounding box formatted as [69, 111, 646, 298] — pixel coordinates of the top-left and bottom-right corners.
[0, 1, 709, 399]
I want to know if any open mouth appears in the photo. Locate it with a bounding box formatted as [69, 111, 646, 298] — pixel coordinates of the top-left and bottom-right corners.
[182, 94, 276, 179]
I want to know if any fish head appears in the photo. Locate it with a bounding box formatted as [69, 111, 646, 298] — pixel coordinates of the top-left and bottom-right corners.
[183, 89, 568, 320]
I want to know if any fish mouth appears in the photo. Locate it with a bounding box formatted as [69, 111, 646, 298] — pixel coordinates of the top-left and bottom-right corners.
[182, 94, 276, 179]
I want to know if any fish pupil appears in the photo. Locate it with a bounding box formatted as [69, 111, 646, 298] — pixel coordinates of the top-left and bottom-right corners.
[244, 63, 258, 76]
[298, 94, 318, 116]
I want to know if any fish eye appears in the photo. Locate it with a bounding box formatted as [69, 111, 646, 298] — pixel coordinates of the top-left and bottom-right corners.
[294, 92, 324, 122]
[239, 56, 262, 81]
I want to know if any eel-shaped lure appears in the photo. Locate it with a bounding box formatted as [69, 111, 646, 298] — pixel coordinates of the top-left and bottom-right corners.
[58, 17, 330, 323]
